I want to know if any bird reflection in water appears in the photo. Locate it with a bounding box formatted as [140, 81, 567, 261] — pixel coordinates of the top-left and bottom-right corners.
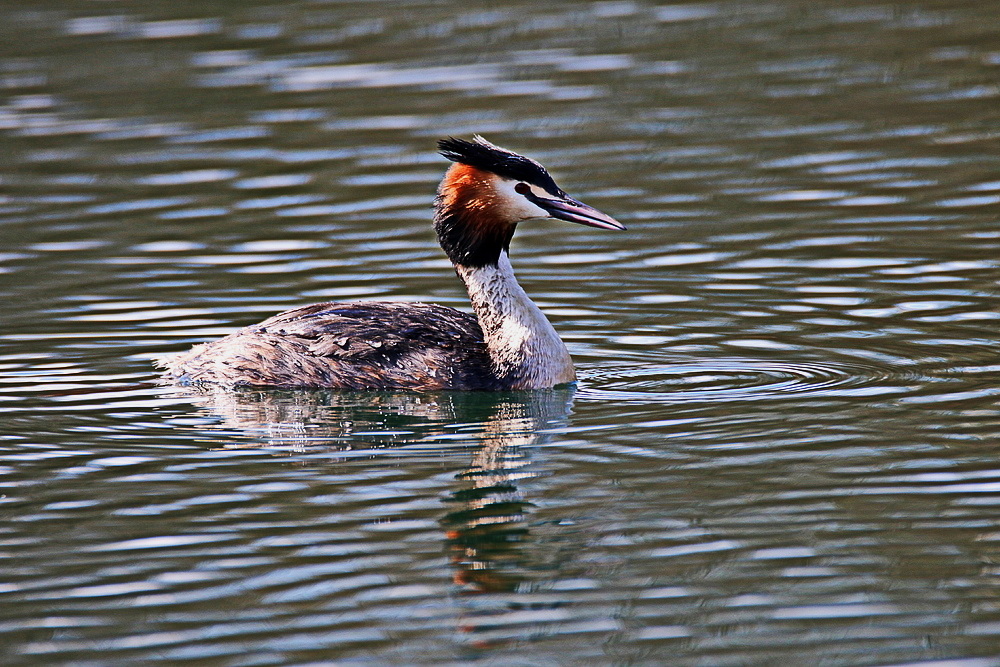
[443, 397, 552, 596]
[169, 385, 575, 644]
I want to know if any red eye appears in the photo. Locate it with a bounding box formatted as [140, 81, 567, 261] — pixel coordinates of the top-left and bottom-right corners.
[514, 183, 530, 195]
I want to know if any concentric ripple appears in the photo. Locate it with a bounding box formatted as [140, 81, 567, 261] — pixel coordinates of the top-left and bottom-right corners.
[578, 358, 916, 403]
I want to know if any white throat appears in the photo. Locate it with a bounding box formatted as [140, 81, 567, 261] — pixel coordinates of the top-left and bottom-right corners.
[455, 252, 575, 389]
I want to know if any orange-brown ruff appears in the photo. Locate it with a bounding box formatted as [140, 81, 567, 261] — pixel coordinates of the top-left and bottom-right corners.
[159, 136, 624, 391]
[438, 162, 525, 247]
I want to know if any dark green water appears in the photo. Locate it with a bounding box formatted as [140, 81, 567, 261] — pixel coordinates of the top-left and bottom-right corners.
[3, 1, 1000, 664]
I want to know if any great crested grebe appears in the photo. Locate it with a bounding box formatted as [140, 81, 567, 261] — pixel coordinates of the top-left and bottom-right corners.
[159, 136, 624, 391]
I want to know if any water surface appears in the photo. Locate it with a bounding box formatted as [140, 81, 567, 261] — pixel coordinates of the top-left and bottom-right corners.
[3, 1, 1000, 664]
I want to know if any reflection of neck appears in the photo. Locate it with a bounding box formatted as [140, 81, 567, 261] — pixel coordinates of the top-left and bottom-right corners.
[444, 389, 575, 599]
[455, 252, 575, 389]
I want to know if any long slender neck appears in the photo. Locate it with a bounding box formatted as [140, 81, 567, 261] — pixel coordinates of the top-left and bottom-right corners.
[455, 252, 575, 390]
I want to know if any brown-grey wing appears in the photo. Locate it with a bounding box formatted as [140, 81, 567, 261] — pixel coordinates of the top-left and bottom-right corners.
[161, 302, 497, 389]
[255, 301, 479, 355]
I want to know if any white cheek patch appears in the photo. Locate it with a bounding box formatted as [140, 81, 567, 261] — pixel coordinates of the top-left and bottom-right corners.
[492, 177, 551, 221]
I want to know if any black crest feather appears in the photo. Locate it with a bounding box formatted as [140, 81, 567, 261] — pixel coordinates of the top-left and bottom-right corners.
[438, 136, 562, 195]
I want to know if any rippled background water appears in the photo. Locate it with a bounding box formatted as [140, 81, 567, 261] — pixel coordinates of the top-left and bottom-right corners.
[3, 1, 1000, 664]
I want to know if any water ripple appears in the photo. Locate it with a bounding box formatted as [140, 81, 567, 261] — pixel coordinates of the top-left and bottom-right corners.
[579, 358, 914, 404]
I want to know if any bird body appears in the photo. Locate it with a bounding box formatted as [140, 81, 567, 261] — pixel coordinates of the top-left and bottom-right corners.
[163, 301, 496, 390]
[159, 136, 623, 391]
